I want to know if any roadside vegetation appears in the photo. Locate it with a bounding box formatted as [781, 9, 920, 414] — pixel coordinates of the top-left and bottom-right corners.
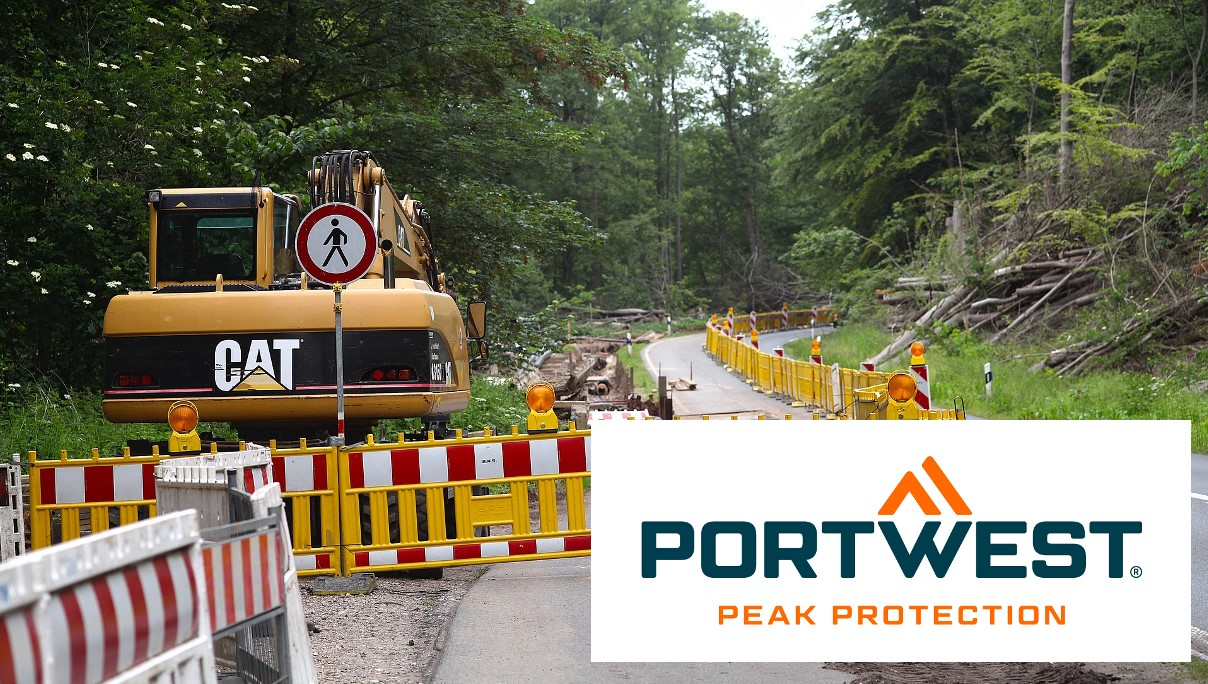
[3, 375, 532, 460]
[786, 321, 1208, 452]
[614, 344, 658, 397]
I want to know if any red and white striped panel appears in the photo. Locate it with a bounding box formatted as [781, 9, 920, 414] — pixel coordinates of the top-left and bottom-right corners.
[749, 311, 757, 332]
[347, 435, 590, 488]
[292, 554, 332, 572]
[271, 453, 330, 493]
[241, 464, 271, 494]
[911, 364, 931, 410]
[203, 529, 284, 634]
[0, 609, 41, 684]
[589, 410, 649, 422]
[38, 463, 156, 505]
[44, 550, 200, 684]
[354, 535, 591, 568]
[862, 362, 875, 372]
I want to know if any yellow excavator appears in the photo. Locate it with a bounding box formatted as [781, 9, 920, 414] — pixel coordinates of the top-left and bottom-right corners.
[102, 150, 485, 442]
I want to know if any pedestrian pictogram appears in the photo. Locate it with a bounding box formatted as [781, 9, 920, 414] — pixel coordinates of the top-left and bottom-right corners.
[296, 202, 377, 285]
[323, 222, 349, 268]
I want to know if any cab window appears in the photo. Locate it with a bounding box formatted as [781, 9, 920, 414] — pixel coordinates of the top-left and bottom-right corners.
[273, 195, 301, 274]
[157, 211, 256, 281]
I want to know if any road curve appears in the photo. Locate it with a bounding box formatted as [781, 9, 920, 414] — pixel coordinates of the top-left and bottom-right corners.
[641, 327, 826, 418]
[431, 327, 851, 683]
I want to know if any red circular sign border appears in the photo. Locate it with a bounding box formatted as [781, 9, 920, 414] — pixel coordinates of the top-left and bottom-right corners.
[295, 202, 378, 285]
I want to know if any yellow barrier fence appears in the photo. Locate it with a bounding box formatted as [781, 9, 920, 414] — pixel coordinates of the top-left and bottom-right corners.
[269, 439, 343, 576]
[706, 308, 962, 420]
[27, 448, 159, 548]
[26, 424, 593, 577]
[340, 426, 591, 574]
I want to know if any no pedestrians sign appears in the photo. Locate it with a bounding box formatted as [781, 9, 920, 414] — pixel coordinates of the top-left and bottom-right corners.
[296, 202, 378, 285]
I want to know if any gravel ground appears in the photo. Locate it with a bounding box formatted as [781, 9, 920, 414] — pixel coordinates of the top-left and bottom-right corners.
[300, 567, 482, 683]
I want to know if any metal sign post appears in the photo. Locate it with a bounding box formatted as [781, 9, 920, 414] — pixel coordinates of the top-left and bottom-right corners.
[295, 202, 378, 446]
[334, 283, 345, 443]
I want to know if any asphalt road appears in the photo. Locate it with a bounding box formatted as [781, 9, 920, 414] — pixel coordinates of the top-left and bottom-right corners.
[641, 327, 828, 418]
[1192, 454, 1208, 653]
[432, 493, 850, 683]
[431, 326, 852, 682]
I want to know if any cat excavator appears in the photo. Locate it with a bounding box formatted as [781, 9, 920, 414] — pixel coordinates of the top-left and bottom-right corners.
[102, 150, 485, 443]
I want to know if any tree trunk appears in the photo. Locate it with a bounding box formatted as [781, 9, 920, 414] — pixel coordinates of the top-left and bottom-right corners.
[1195, 0, 1208, 116]
[672, 68, 683, 284]
[1058, 0, 1075, 195]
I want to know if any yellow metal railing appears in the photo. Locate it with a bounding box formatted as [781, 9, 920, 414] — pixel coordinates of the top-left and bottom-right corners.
[705, 307, 963, 420]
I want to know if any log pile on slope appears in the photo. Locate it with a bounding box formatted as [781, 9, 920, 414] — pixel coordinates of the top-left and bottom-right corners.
[871, 248, 1104, 369]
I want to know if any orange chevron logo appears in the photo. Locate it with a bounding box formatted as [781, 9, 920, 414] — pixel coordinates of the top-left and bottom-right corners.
[879, 456, 971, 516]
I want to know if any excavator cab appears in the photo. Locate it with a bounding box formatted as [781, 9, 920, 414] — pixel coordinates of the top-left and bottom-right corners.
[147, 188, 303, 290]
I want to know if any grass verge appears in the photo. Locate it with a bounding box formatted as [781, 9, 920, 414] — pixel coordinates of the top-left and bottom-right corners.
[1, 383, 232, 459]
[784, 322, 1208, 452]
[1181, 658, 1208, 681]
[3, 374, 535, 459]
[615, 343, 657, 396]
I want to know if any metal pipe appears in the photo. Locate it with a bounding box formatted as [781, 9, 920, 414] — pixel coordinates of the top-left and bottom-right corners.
[374, 182, 394, 289]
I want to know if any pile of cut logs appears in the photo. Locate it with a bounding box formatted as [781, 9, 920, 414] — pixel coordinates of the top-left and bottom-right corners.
[871, 248, 1105, 369]
[882, 248, 1100, 336]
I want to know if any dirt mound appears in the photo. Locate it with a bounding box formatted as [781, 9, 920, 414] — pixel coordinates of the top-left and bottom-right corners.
[826, 662, 1117, 684]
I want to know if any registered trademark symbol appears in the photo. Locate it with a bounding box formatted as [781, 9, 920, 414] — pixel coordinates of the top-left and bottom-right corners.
[1130, 566, 1142, 578]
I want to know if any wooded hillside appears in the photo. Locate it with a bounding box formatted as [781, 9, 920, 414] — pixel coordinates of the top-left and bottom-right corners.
[3, 0, 1208, 385]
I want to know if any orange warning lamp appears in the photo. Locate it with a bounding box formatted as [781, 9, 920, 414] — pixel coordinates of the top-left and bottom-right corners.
[910, 341, 926, 366]
[526, 383, 558, 433]
[887, 373, 917, 403]
[810, 339, 821, 355]
[167, 400, 201, 453]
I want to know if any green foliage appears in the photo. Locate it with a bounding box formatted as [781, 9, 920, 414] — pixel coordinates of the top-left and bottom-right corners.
[803, 322, 1208, 453]
[0, 375, 231, 459]
[784, 228, 866, 292]
[0, 0, 626, 397]
[783, 324, 895, 371]
[1158, 124, 1208, 230]
[615, 344, 657, 396]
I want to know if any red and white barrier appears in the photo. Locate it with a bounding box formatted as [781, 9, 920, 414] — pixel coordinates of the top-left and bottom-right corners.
[355, 534, 591, 568]
[272, 452, 332, 493]
[249, 483, 318, 684]
[37, 462, 156, 505]
[0, 511, 216, 684]
[0, 559, 42, 684]
[862, 361, 875, 372]
[910, 342, 930, 410]
[749, 310, 757, 333]
[912, 363, 931, 410]
[346, 435, 590, 487]
[153, 444, 274, 495]
[781, 305, 789, 328]
[203, 527, 284, 634]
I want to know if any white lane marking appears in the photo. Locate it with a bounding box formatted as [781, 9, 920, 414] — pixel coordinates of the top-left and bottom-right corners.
[1193, 493, 1208, 501]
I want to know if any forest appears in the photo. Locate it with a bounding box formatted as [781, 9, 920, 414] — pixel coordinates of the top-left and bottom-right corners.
[2, 0, 1208, 388]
